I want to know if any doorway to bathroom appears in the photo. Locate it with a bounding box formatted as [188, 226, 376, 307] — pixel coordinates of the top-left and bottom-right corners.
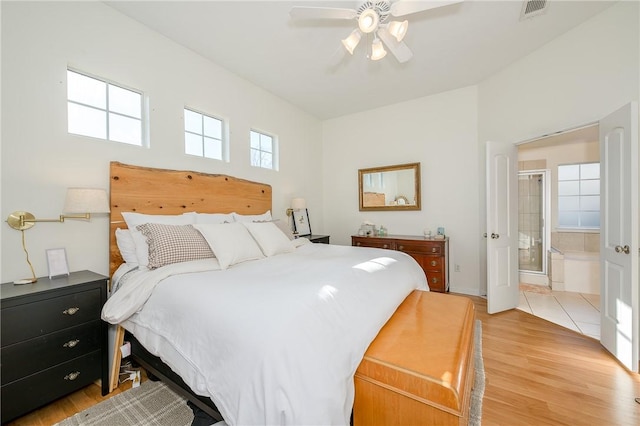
[518, 170, 550, 284]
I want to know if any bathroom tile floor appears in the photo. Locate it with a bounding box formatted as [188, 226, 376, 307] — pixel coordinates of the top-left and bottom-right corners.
[517, 284, 601, 339]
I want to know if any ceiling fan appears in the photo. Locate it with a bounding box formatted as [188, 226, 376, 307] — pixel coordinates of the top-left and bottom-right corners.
[290, 0, 463, 63]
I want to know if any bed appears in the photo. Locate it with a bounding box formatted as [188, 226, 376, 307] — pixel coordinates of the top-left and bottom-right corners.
[102, 162, 475, 425]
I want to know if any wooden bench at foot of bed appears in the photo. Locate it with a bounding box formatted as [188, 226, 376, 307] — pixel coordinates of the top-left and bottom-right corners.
[354, 290, 476, 426]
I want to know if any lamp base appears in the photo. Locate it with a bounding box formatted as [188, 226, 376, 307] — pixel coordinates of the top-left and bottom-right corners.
[13, 278, 37, 285]
[7, 211, 35, 231]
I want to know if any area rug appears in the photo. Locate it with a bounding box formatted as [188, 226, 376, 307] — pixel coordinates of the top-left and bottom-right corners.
[57, 324, 485, 426]
[55, 380, 194, 426]
[470, 319, 485, 426]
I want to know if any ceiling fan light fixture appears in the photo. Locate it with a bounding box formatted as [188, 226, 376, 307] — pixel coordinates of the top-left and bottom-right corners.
[358, 8, 379, 33]
[387, 20, 408, 42]
[341, 29, 362, 55]
[370, 38, 387, 60]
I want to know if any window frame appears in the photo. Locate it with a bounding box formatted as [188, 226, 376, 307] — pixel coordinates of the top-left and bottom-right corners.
[183, 107, 228, 162]
[250, 129, 278, 171]
[67, 68, 147, 146]
[557, 161, 600, 230]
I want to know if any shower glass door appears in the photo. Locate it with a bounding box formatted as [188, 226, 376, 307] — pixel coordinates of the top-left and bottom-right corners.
[518, 171, 547, 274]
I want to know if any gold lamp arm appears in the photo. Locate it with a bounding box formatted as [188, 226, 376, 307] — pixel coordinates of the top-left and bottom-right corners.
[6, 211, 92, 231]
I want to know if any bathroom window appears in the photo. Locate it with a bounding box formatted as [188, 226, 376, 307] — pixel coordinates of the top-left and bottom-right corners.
[557, 162, 600, 229]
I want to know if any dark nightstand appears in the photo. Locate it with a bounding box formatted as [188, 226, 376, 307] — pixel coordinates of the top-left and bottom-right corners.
[0, 270, 109, 423]
[306, 234, 330, 244]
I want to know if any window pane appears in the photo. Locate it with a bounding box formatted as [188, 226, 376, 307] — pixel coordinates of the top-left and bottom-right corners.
[260, 135, 273, 152]
[204, 116, 222, 139]
[558, 165, 579, 181]
[558, 196, 579, 211]
[261, 151, 273, 169]
[580, 163, 600, 179]
[204, 137, 222, 160]
[184, 109, 202, 134]
[109, 113, 141, 145]
[558, 181, 579, 196]
[250, 131, 260, 149]
[109, 85, 141, 118]
[580, 179, 600, 195]
[68, 103, 106, 139]
[67, 70, 105, 108]
[185, 133, 203, 156]
[580, 195, 600, 211]
[558, 211, 579, 227]
[580, 212, 600, 227]
[250, 148, 260, 166]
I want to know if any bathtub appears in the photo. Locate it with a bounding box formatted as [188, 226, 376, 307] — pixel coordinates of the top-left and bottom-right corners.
[550, 248, 600, 294]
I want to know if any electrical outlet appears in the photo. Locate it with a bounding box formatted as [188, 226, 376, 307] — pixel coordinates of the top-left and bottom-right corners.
[454, 264, 461, 272]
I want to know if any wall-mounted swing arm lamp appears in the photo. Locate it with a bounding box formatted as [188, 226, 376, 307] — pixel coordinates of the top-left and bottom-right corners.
[285, 197, 306, 217]
[6, 188, 110, 284]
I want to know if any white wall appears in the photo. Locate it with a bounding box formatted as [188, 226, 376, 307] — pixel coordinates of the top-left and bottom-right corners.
[322, 86, 482, 295]
[1, 2, 322, 282]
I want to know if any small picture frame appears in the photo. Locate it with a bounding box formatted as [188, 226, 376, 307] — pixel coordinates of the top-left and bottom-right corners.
[46, 248, 70, 279]
[292, 208, 312, 236]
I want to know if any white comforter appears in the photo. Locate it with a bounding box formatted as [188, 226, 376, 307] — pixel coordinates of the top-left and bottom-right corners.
[102, 241, 427, 426]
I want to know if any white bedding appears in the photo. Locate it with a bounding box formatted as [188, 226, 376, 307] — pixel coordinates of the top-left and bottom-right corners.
[102, 241, 427, 426]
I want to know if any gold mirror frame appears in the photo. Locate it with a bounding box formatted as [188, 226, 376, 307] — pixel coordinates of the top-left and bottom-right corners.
[358, 162, 421, 211]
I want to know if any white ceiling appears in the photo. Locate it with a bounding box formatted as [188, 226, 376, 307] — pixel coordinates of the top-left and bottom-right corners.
[104, 0, 615, 120]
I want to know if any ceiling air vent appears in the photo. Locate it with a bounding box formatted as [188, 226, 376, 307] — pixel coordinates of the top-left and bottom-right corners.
[520, 0, 548, 20]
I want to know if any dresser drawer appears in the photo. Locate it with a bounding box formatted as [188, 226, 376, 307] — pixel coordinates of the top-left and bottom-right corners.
[1, 350, 101, 423]
[426, 271, 447, 293]
[1, 288, 101, 346]
[396, 241, 442, 255]
[352, 238, 395, 250]
[1, 320, 102, 385]
[422, 256, 443, 271]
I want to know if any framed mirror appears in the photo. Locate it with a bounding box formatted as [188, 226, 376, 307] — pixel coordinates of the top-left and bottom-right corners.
[358, 162, 421, 211]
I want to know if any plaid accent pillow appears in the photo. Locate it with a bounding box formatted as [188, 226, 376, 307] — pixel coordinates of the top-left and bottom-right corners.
[137, 223, 214, 269]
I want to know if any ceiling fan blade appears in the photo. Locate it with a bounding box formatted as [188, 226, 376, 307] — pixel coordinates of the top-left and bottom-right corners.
[377, 28, 413, 63]
[290, 6, 357, 20]
[391, 0, 464, 17]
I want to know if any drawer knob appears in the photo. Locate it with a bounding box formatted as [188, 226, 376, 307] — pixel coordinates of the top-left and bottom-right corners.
[63, 307, 80, 315]
[63, 339, 80, 348]
[431, 277, 439, 283]
[398, 245, 404, 250]
[356, 242, 361, 246]
[64, 371, 81, 381]
[431, 260, 437, 266]
[383, 244, 389, 249]
[431, 248, 437, 253]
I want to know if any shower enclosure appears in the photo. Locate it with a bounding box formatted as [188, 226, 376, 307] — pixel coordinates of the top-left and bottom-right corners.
[518, 170, 550, 283]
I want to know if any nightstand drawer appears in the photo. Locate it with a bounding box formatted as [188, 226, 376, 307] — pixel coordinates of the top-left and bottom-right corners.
[1, 288, 101, 346]
[1, 320, 102, 385]
[1, 350, 101, 423]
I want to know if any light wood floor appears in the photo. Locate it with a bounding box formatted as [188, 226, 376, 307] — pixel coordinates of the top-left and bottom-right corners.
[7, 295, 640, 425]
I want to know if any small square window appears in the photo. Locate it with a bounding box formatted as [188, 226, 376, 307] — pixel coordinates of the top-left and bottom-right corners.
[250, 130, 277, 170]
[557, 162, 600, 229]
[184, 108, 226, 161]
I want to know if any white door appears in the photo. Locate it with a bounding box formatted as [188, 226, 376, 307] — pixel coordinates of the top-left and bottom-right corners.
[599, 102, 639, 373]
[486, 141, 519, 314]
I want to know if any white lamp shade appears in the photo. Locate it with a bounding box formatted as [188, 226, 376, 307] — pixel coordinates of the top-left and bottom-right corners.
[358, 9, 379, 33]
[63, 188, 110, 213]
[291, 198, 306, 210]
[388, 20, 408, 42]
[341, 29, 361, 55]
[371, 38, 387, 60]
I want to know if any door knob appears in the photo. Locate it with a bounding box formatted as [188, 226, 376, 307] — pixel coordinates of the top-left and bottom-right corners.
[616, 245, 631, 254]
[491, 233, 500, 239]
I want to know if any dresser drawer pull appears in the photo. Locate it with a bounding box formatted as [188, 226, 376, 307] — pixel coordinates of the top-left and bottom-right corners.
[431, 260, 437, 267]
[431, 247, 437, 253]
[431, 277, 439, 283]
[383, 244, 389, 249]
[63, 307, 80, 315]
[398, 245, 403, 250]
[356, 242, 361, 246]
[63, 339, 80, 348]
[64, 371, 81, 381]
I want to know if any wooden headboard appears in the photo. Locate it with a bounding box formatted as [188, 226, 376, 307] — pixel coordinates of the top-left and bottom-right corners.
[109, 162, 272, 277]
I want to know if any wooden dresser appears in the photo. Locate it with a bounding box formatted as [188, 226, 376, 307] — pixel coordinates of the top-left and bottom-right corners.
[352, 235, 449, 292]
[0, 271, 109, 423]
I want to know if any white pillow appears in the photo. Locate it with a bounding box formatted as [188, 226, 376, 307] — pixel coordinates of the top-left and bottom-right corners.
[194, 223, 264, 269]
[184, 212, 235, 224]
[115, 228, 138, 266]
[243, 222, 295, 256]
[232, 210, 272, 223]
[122, 212, 194, 267]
